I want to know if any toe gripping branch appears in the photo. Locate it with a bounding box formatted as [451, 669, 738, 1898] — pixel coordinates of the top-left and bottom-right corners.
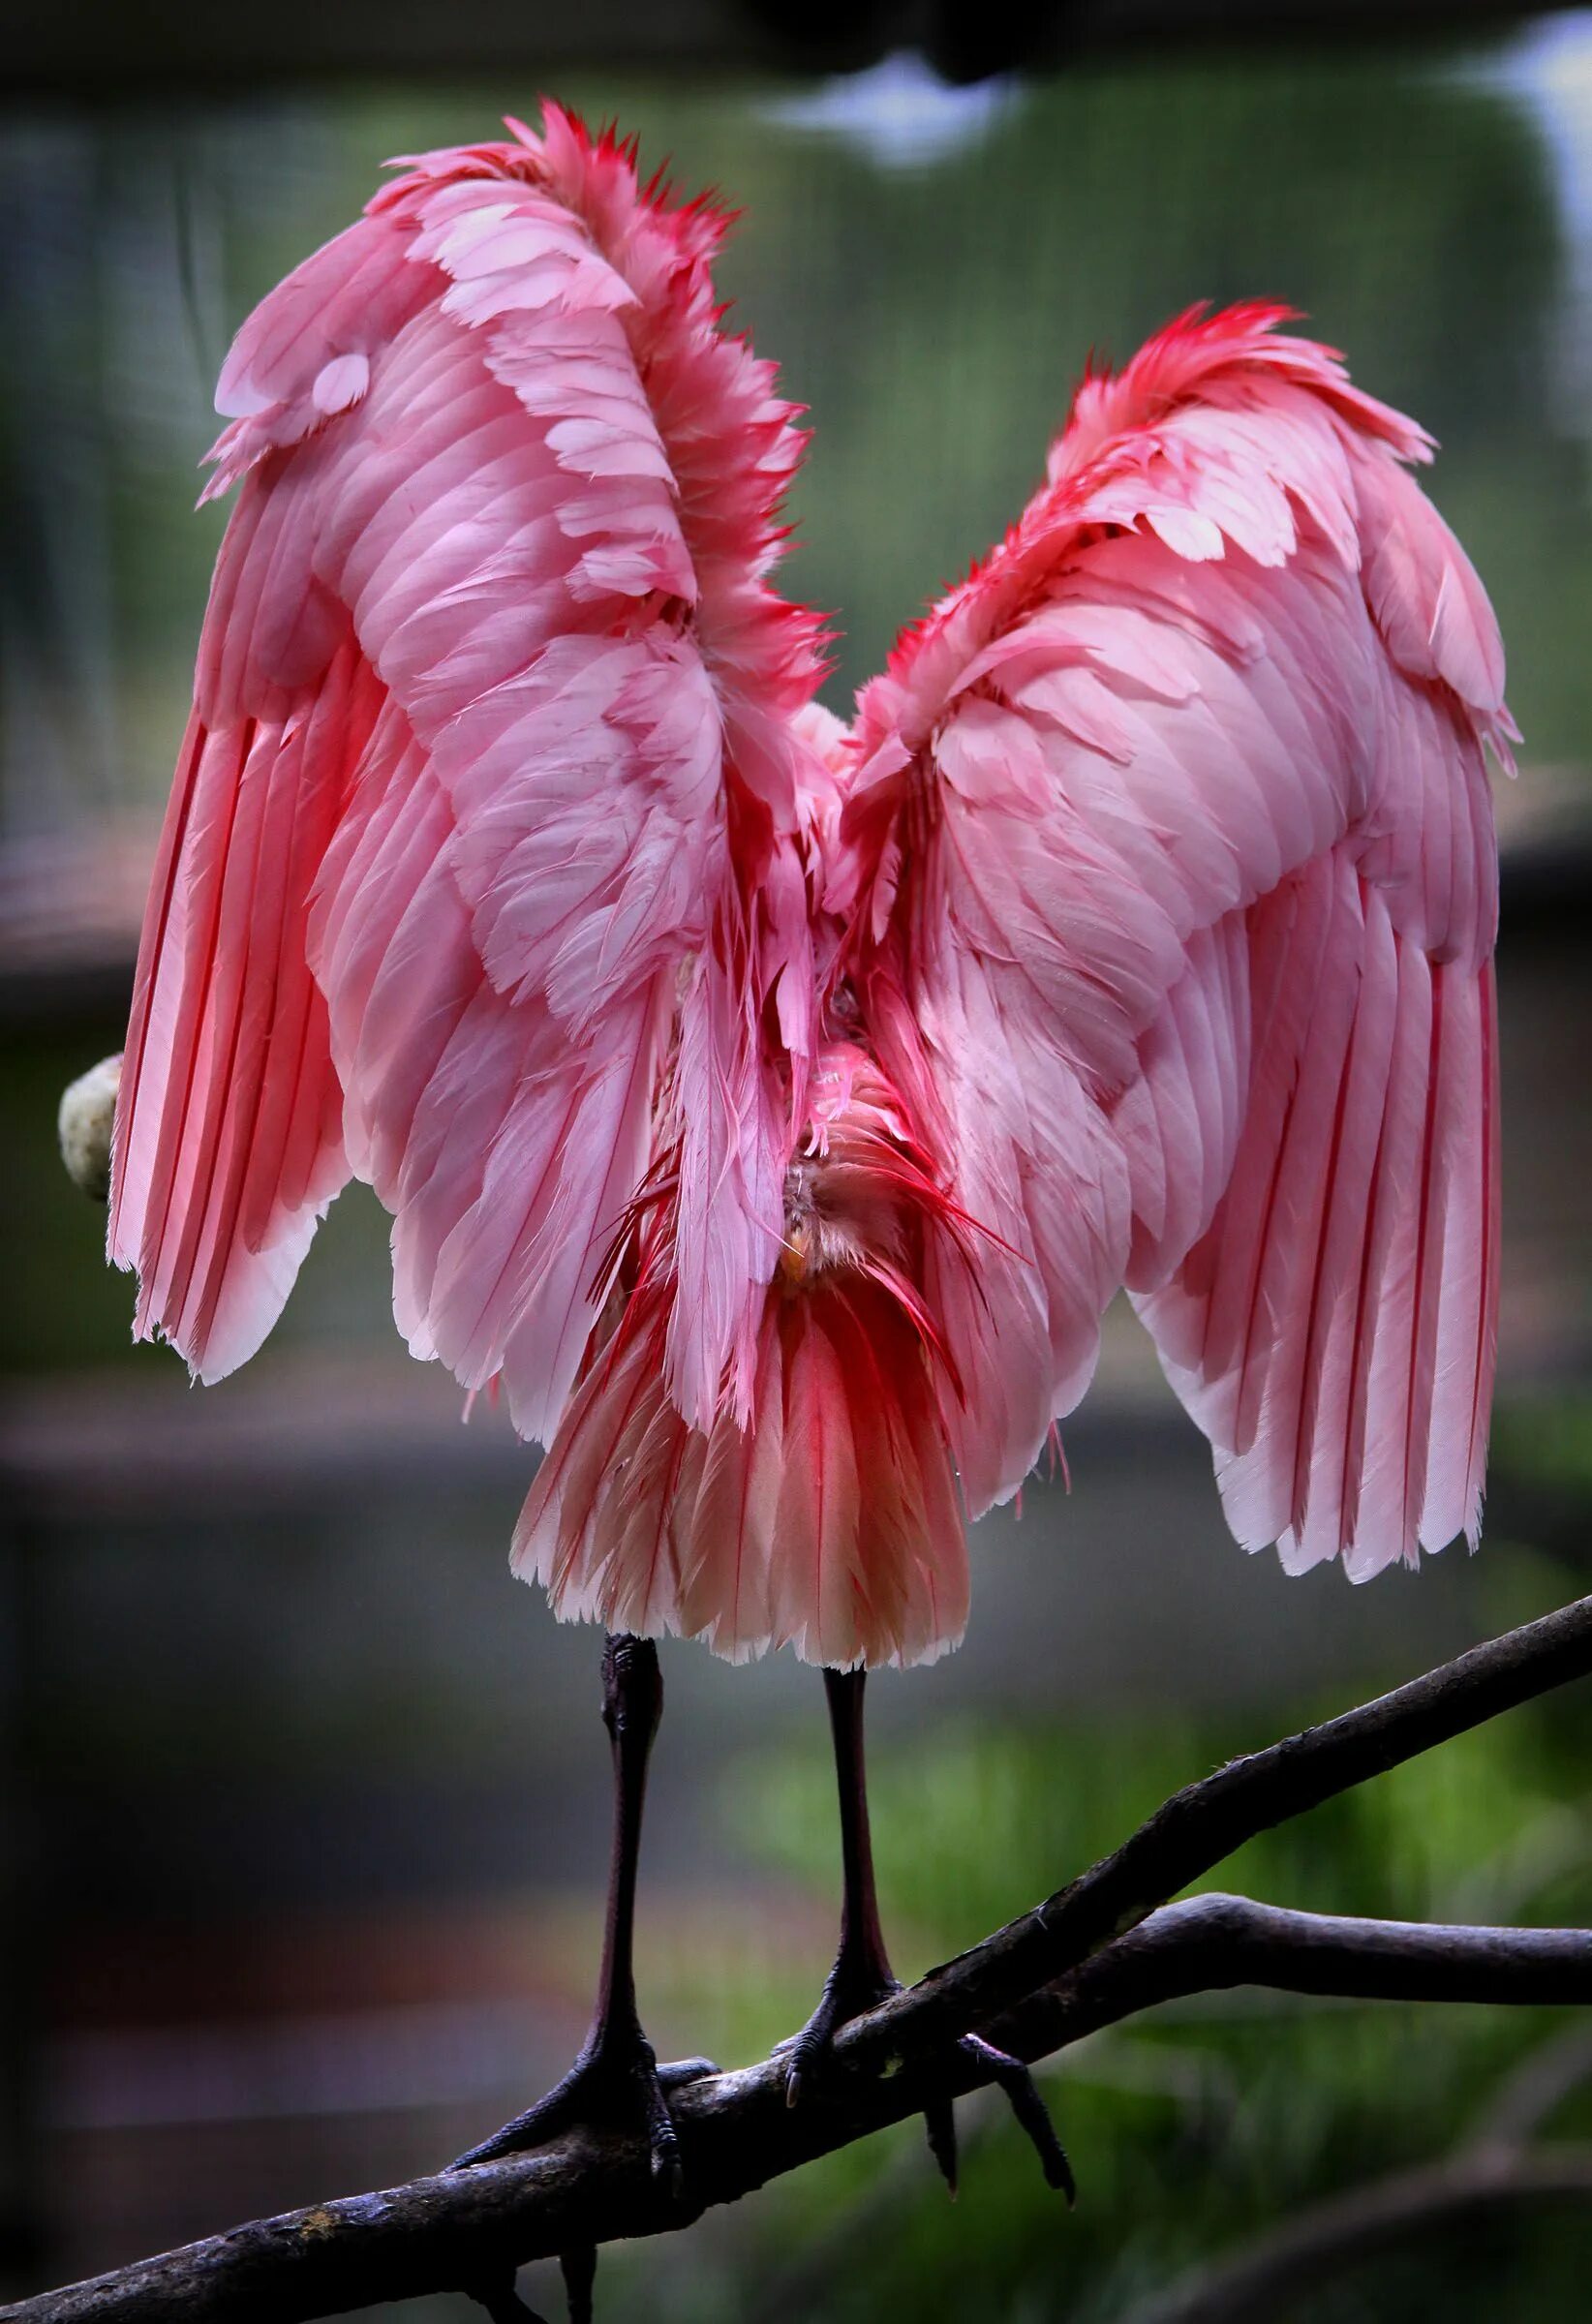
[784, 1666, 1074, 2202]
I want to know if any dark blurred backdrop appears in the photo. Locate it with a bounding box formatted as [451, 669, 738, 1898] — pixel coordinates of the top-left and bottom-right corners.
[3, 8, 1592, 2319]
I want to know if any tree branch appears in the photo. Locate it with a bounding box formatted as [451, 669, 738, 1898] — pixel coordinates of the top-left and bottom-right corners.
[1009, 1893, 1592, 2056]
[9, 1595, 1592, 2324]
[844, 1588, 1592, 2071]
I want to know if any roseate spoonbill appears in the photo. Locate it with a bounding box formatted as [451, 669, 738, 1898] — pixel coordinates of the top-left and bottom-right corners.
[103, 106, 1509, 2258]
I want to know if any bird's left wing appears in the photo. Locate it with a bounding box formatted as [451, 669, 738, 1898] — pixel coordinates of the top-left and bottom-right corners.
[837, 306, 1512, 1574]
[110, 113, 824, 1439]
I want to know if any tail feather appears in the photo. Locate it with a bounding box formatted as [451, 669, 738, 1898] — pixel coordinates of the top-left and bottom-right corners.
[515, 1273, 967, 1669]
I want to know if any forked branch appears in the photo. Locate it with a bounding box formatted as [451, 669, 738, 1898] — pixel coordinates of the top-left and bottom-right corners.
[8, 1595, 1592, 2324]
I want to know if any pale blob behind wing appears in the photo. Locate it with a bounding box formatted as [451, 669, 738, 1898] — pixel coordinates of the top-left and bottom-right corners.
[109, 112, 823, 1443]
[839, 306, 1512, 1577]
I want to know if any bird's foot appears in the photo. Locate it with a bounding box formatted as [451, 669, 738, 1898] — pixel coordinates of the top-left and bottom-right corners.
[782, 1955, 964, 2186]
[783, 1961, 1072, 2201]
[781, 1947, 900, 2111]
[450, 2034, 713, 2324]
[449, 2028, 717, 2195]
[956, 2032, 1075, 2202]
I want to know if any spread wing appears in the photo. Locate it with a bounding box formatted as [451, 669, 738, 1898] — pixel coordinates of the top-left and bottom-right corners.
[839, 305, 1511, 1575]
[109, 110, 823, 1441]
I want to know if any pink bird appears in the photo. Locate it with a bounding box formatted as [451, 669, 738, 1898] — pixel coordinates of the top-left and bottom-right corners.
[107, 108, 1510, 2271]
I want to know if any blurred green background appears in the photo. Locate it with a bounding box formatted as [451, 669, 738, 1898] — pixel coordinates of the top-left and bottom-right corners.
[3, 14, 1592, 2322]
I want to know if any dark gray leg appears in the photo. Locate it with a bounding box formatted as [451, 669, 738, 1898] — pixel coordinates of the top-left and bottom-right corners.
[451, 1636, 715, 2321]
[785, 1667, 1073, 2200]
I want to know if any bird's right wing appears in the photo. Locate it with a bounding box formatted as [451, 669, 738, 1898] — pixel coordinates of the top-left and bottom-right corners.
[838, 307, 1511, 1575]
[110, 112, 825, 1441]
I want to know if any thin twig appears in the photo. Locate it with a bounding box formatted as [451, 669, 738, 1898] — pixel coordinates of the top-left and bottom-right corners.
[7, 1596, 1592, 2324]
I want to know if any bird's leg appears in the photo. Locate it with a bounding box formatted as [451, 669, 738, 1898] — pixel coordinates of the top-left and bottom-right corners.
[783, 1668, 899, 2100]
[450, 1633, 714, 2194]
[784, 1667, 1074, 2201]
[784, 1667, 965, 2180]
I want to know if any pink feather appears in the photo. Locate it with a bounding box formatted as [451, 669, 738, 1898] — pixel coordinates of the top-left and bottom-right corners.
[111, 107, 824, 1445]
[116, 168, 1511, 1671]
[846, 301, 1507, 1584]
